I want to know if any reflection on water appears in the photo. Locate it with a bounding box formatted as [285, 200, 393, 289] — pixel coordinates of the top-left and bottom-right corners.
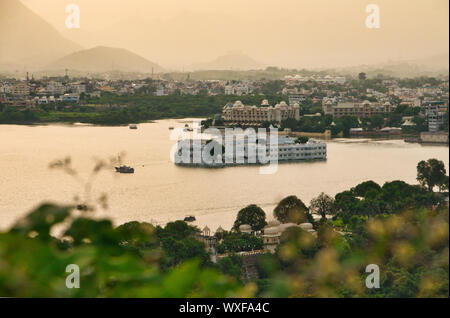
[0, 120, 448, 231]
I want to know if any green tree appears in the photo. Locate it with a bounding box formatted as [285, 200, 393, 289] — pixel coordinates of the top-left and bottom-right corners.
[309, 192, 335, 219]
[352, 180, 381, 198]
[295, 136, 309, 144]
[233, 204, 267, 231]
[417, 159, 447, 192]
[217, 232, 263, 254]
[369, 114, 384, 130]
[274, 195, 311, 224]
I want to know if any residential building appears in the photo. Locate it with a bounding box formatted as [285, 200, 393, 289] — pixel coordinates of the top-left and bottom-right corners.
[424, 102, 448, 132]
[11, 83, 30, 96]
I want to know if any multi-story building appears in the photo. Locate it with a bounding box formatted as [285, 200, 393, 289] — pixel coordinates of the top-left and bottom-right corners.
[11, 83, 30, 96]
[288, 93, 306, 106]
[424, 102, 448, 132]
[69, 83, 86, 95]
[225, 83, 250, 96]
[222, 100, 300, 124]
[46, 81, 66, 95]
[322, 100, 394, 118]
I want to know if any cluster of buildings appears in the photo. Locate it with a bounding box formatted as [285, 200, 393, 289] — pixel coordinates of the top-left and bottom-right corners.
[194, 218, 322, 263]
[284, 74, 347, 85]
[0, 75, 97, 109]
[1, 72, 448, 135]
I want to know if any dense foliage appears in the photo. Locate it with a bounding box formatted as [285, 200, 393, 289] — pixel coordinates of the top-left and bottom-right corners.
[0, 159, 448, 297]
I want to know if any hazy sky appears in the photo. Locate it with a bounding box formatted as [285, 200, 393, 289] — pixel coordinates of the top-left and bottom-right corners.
[20, 0, 449, 69]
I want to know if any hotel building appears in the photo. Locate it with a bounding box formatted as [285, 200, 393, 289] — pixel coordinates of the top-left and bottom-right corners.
[322, 100, 394, 118]
[222, 100, 300, 125]
[174, 136, 327, 167]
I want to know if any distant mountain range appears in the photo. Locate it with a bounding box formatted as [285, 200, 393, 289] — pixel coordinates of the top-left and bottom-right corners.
[0, 0, 81, 68]
[0, 0, 447, 78]
[48, 46, 164, 74]
[327, 53, 449, 78]
[187, 53, 264, 71]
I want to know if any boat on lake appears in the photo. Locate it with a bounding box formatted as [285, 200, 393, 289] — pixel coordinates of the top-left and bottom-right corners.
[115, 154, 135, 173]
[115, 165, 135, 173]
[184, 215, 196, 222]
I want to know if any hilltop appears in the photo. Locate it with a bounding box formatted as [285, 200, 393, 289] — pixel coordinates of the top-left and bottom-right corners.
[0, 0, 81, 68]
[48, 46, 164, 74]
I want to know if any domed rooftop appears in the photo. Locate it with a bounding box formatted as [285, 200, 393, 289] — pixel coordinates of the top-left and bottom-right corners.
[267, 219, 281, 227]
[299, 223, 313, 230]
[264, 226, 280, 235]
[239, 224, 252, 231]
[216, 226, 224, 233]
[278, 223, 299, 232]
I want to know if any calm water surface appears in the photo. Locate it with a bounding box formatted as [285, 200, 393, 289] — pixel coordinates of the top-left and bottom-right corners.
[0, 120, 448, 231]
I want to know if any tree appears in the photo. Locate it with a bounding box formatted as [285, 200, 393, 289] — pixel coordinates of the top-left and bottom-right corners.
[387, 113, 402, 127]
[274, 195, 311, 224]
[156, 220, 199, 241]
[417, 159, 447, 192]
[333, 116, 359, 137]
[216, 232, 263, 254]
[352, 180, 381, 198]
[295, 136, 309, 144]
[358, 72, 367, 81]
[309, 192, 335, 219]
[217, 255, 243, 281]
[233, 204, 267, 231]
[369, 114, 384, 130]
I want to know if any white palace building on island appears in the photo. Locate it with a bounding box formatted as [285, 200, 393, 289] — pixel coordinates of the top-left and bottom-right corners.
[174, 136, 327, 167]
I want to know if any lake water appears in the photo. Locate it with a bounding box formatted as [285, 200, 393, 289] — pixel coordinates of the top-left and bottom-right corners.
[0, 120, 448, 232]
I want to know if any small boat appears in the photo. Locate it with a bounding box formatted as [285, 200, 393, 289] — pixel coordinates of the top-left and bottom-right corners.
[183, 215, 196, 222]
[115, 154, 134, 173]
[129, 125, 138, 129]
[76, 204, 88, 211]
[115, 165, 135, 173]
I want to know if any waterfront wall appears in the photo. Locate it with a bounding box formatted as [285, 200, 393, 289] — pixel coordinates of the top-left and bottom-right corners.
[279, 129, 332, 139]
[420, 132, 449, 144]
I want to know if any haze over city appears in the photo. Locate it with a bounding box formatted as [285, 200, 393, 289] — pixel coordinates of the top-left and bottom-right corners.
[1, 0, 449, 72]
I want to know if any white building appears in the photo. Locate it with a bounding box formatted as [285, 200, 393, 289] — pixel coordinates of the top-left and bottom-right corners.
[69, 83, 86, 94]
[225, 83, 250, 96]
[425, 103, 448, 132]
[174, 136, 327, 167]
[47, 81, 66, 95]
